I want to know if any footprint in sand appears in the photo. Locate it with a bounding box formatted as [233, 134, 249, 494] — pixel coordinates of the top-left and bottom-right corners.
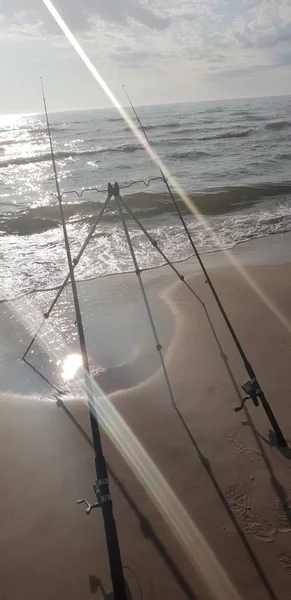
[224, 430, 266, 470]
[224, 482, 276, 542]
[236, 446, 266, 469]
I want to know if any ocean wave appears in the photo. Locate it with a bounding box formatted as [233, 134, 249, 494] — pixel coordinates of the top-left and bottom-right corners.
[0, 149, 99, 168]
[107, 116, 123, 122]
[109, 143, 140, 153]
[200, 128, 253, 141]
[0, 143, 141, 168]
[122, 122, 185, 133]
[0, 138, 25, 146]
[173, 127, 194, 135]
[2, 182, 291, 236]
[240, 114, 266, 122]
[0, 215, 59, 235]
[0, 124, 66, 135]
[277, 152, 291, 160]
[170, 150, 211, 160]
[154, 136, 195, 147]
[144, 122, 182, 130]
[31, 126, 68, 134]
[265, 121, 291, 131]
[204, 106, 224, 113]
[228, 110, 253, 117]
[2, 209, 291, 303]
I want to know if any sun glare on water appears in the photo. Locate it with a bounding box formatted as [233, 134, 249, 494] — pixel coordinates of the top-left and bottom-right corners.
[61, 353, 83, 381]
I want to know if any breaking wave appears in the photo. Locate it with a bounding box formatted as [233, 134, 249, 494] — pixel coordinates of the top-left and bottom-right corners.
[2, 182, 291, 236]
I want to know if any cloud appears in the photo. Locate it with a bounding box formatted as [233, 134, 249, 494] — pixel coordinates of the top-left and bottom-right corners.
[1, 0, 291, 76]
[110, 48, 156, 68]
[230, 0, 291, 50]
[1, 19, 47, 41]
[92, 0, 170, 30]
[110, 45, 175, 69]
[0, 0, 170, 32]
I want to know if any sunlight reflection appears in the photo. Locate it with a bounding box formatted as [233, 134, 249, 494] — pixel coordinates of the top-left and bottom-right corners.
[0, 113, 37, 131]
[61, 353, 82, 380]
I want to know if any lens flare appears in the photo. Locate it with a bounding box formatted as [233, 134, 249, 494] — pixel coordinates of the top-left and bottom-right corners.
[61, 353, 82, 381]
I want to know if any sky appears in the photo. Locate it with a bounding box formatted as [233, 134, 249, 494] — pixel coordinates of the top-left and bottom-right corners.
[0, 0, 291, 113]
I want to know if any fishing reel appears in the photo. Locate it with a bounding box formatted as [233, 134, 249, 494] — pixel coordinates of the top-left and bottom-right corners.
[77, 481, 101, 514]
[77, 497, 99, 515]
[77, 479, 111, 515]
[234, 378, 260, 413]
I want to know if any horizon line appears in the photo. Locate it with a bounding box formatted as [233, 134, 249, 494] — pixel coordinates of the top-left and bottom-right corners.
[0, 91, 290, 118]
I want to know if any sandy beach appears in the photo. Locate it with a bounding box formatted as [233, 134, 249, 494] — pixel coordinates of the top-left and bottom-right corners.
[1, 234, 291, 599]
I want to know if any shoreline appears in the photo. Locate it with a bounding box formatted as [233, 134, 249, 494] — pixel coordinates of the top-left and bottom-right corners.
[2, 229, 291, 306]
[1, 230, 291, 398]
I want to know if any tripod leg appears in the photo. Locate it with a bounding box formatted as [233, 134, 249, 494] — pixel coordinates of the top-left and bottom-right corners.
[22, 193, 112, 360]
[119, 196, 204, 306]
[115, 193, 176, 407]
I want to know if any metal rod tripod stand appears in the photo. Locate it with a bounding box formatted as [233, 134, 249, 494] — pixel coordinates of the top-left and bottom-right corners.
[23, 178, 287, 451]
[23, 180, 179, 406]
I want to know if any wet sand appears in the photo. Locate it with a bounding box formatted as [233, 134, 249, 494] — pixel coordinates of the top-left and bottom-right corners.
[1, 261, 291, 599]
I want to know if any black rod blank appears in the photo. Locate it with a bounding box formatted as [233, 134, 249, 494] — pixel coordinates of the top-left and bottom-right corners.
[41, 81, 127, 599]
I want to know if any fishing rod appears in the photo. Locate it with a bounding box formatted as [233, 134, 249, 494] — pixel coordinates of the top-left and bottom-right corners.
[123, 85, 287, 448]
[41, 79, 127, 600]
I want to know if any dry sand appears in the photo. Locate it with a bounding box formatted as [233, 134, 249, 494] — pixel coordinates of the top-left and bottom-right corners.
[1, 262, 291, 599]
